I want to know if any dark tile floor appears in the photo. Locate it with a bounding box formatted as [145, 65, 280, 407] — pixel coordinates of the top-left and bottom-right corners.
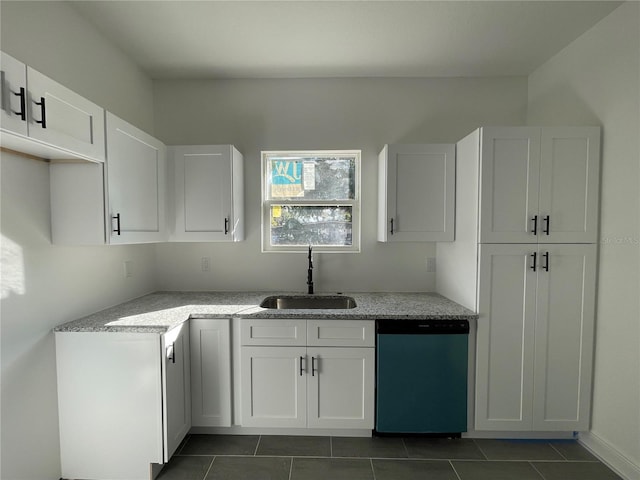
[158, 434, 623, 480]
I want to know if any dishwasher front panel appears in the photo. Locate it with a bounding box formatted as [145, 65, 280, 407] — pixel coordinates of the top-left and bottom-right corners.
[376, 329, 468, 434]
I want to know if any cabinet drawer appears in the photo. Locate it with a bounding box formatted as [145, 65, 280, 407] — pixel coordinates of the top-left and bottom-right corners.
[241, 319, 306, 346]
[306, 320, 374, 347]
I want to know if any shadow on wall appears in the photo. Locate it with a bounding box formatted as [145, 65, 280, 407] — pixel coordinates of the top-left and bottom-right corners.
[528, 84, 601, 126]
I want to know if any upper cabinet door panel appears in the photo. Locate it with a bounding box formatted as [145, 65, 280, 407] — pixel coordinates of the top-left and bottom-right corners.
[0, 52, 28, 136]
[171, 145, 236, 242]
[538, 127, 600, 244]
[106, 112, 166, 244]
[184, 153, 229, 232]
[479, 127, 541, 244]
[26, 67, 105, 162]
[378, 143, 455, 242]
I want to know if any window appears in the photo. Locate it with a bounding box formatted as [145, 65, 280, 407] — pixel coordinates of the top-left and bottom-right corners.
[262, 150, 361, 253]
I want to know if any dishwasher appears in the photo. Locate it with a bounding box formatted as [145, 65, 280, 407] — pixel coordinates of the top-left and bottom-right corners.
[375, 319, 469, 436]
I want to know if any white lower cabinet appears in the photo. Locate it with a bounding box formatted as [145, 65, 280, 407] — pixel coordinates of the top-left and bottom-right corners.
[190, 319, 232, 427]
[55, 324, 190, 480]
[475, 244, 596, 431]
[239, 319, 375, 430]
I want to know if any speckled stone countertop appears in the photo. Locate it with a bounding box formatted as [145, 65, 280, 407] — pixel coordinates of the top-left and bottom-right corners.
[54, 291, 477, 334]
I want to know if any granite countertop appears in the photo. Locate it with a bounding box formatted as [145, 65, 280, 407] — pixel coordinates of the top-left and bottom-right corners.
[54, 291, 477, 334]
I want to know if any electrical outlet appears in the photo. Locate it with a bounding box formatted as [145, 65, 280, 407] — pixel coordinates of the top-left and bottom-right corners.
[426, 257, 436, 273]
[201, 257, 210, 272]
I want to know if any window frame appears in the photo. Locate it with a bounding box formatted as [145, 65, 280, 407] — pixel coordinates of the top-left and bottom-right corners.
[261, 150, 361, 253]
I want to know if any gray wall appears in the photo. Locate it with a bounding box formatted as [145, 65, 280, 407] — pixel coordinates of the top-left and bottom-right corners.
[153, 77, 528, 292]
[0, 2, 157, 479]
[528, 2, 640, 476]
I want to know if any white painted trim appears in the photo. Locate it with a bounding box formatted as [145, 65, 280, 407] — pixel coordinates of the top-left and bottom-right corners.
[579, 431, 640, 480]
[189, 426, 372, 437]
[463, 431, 575, 440]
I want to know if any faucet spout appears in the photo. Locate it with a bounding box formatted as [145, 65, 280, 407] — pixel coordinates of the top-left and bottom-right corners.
[307, 246, 314, 294]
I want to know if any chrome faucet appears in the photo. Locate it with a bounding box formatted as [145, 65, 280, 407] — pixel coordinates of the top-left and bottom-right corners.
[307, 245, 314, 294]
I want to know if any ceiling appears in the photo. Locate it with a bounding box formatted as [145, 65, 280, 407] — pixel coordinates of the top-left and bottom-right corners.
[68, 0, 622, 79]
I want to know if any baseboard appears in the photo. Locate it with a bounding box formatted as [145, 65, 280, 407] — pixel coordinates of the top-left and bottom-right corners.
[579, 431, 640, 480]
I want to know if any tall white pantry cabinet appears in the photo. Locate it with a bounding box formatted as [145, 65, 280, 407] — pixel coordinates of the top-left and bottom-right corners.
[437, 126, 600, 432]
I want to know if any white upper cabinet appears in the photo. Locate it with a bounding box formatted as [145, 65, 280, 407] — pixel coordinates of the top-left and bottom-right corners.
[378, 144, 455, 242]
[50, 112, 166, 245]
[0, 51, 28, 136]
[479, 127, 600, 244]
[106, 112, 166, 244]
[0, 51, 105, 162]
[169, 145, 244, 242]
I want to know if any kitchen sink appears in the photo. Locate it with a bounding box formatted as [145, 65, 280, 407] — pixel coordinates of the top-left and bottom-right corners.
[259, 295, 357, 309]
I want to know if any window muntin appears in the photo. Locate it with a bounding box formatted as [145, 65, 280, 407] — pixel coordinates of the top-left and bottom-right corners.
[262, 151, 360, 252]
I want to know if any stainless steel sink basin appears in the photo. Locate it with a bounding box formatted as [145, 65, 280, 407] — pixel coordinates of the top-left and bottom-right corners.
[259, 295, 357, 309]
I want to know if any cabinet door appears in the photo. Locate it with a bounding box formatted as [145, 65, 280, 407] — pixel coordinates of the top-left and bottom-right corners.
[378, 144, 455, 242]
[26, 66, 105, 162]
[190, 319, 232, 427]
[307, 347, 374, 429]
[479, 127, 541, 243]
[162, 324, 191, 461]
[56, 332, 163, 480]
[533, 244, 596, 431]
[171, 145, 242, 242]
[476, 244, 537, 430]
[240, 346, 307, 428]
[538, 127, 600, 244]
[106, 112, 166, 244]
[0, 52, 28, 136]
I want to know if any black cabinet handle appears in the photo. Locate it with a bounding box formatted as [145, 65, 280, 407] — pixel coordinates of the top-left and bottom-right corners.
[13, 87, 26, 121]
[543, 252, 549, 272]
[34, 96, 46, 128]
[531, 215, 538, 235]
[390, 218, 394, 235]
[530, 252, 537, 272]
[299, 356, 305, 376]
[112, 214, 121, 235]
[224, 217, 229, 235]
[543, 215, 550, 235]
[311, 356, 317, 376]
[167, 344, 175, 364]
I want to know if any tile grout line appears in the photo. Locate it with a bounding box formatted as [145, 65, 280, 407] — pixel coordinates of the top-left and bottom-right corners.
[529, 460, 548, 480]
[202, 456, 216, 480]
[370, 458, 377, 480]
[471, 438, 489, 460]
[254, 435, 262, 456]
[288, 456, 294, 480]
[548, 442, 569, 460]
[449, 460, 463, 480]
[401, 437, 409, 459]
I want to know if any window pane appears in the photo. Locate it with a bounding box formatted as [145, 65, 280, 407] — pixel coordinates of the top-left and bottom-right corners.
[266, 154, 356, 200]
[270, 205, 353, 246]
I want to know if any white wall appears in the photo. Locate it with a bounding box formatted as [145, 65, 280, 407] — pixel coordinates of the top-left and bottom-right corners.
[528, 2, 640, 478]
[153, 77, 528, 292]
[0, 1, 155, 134]
[0, 3, 158, 479]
